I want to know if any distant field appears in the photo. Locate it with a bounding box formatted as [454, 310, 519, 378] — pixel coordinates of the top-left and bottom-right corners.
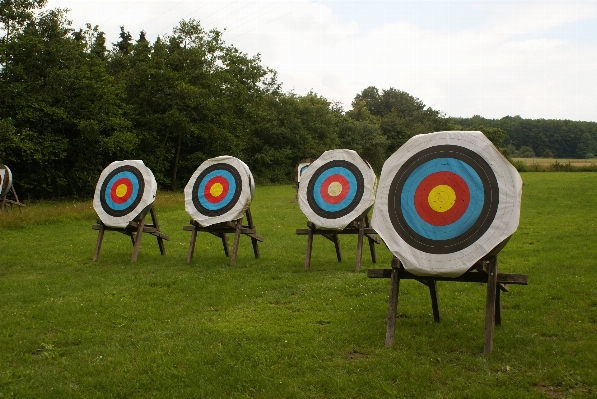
[1, 175, 597, 397]
[513, 157, 597, 166]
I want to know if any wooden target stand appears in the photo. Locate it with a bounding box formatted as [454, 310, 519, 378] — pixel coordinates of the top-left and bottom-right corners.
[92, 206, 170, 262]
[183, 208, 263, 265]
[368, 250, 528, 354]
[296, 213, 380, 272]
[1, 186, 25, 212]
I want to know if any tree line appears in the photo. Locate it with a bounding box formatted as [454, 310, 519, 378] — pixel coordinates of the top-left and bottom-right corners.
[2, 1, 595, 200]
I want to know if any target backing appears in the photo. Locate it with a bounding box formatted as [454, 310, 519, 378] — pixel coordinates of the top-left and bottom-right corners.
[372, 131, 522, 277]
[298, 149, 377, 230]
[296, 159, 314, 184]
[184, 156, 254, 227]
[93, 160, 157, 228]
[0, 165, 13, 196]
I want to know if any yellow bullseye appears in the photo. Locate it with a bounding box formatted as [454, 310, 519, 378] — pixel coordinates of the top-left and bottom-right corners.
[328, 181, 343, 197]
[428, 185, 456, 212]
[210, 182, 224, 198]
[115, 184, 128, 198]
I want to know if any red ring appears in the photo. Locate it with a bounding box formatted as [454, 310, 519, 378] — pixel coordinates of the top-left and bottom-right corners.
[320, 174, 350, 204]
[110, 178, 133, 204]
[204, 176, 230, 203]
[414, 172, 470, 226]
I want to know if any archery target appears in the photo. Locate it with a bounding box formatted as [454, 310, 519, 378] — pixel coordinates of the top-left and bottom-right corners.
[0, 165, 13, 196]
[93, 160, 157, 228]
[185, 156, 254, 227]
[296, 159, 314, 184]
[372, 131, 522, 277]
[298, 149, 377, 230]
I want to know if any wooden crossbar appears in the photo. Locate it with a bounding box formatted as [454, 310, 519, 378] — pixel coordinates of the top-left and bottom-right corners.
[368, 256, 528, 355]
[296, 214, 380, 272]
[92, 205, 169, 262]
[183, 208, 263, 265]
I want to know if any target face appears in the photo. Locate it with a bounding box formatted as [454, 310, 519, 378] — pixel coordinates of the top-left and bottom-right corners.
[185, 156, 254, 227]
[389, 145, 499, 254]
[93, 160, 157, 228]
[372, 131, 522, 277]
[299, 149, 377, 230]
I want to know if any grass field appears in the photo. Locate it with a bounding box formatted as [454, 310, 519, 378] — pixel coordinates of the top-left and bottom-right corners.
[1, 173, 597, 398]
[512, 158, 597, 166]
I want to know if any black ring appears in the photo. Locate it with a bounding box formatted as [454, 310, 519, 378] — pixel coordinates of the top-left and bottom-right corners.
[388, 145, 499, 254]
[99, 165, 145, 217]
[191, 163, 243, 217]
[306, 160, 365, 219]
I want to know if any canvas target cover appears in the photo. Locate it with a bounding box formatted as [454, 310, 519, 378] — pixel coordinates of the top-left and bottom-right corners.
[184, 156, 254, 227]
[0, 165, 13, 196]
[298, 149, 377, 230]
[93, 160, 157, 229]
[372, 131, 522, 277]
[296, 159, 314, 184]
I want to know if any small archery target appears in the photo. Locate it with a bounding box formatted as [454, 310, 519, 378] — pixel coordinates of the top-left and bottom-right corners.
[298, 149, 377, 230]
[0, 165, 13, 196]
[93, 160, 157, 228]
[296, 159, 314, 184]
[372, 131, 522, 277]
[185, 156, 254, 227]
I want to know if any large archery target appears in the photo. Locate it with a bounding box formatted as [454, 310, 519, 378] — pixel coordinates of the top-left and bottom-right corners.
[298, 149, 377, 230]
[372, 131, 522, 277]
[0, 165, 13, 196]
[93, 160, 157, 228]
[185, 156, 254, 227]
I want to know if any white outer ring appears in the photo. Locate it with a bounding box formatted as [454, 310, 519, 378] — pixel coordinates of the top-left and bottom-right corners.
[93, 160, 157, 228]
[0, 165, 13, 196]
[372, 131, 522, 277]
[298, 149, 377, 230]
[184, 156, 254, 227]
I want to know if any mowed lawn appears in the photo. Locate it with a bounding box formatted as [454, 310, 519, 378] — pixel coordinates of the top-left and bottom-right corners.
[1, 173, 596, 398]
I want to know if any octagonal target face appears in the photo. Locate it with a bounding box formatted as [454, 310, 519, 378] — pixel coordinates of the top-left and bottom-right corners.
[298, 149, 377, 230]
[0, 165, 13, 196]
[93, 160, 157, 228]
[372, 131, 522, 277]
[185, 156, 254, 227]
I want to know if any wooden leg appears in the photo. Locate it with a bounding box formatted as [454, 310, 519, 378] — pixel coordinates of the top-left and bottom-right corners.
[333, 234, 342, 262]
[386, 257, 401, 347]
[365, 215, 377, 263]
[495, 286, 502, 326]
[484, 257, 498, 355]
[355, 217, 365, 272]
[221, 233, 230, 257]
[246, 208, 260, 259]
[305, 229, 313, 271]
[11, 187, 22, 213]
[131, 217, 145, 262]
[93, 222, 105, 261]
[187, 224, 198, 264]
[428, 280, 441, 323]
[230, 219, 242, 265]
[0, 192, 6, 212]
[150, 206, 166, 255]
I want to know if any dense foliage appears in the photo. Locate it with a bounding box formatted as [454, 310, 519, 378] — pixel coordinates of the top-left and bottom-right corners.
[451, 115, 597, 159]
[2, 1, 595, 199]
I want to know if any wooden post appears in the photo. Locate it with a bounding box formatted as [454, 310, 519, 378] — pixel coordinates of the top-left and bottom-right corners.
[365, 215, 377, 263]
[246, 208, 260, 259]
[333, 234, 342, 262]
[356, 217, 365, 272]
[385, 257, 401, 347]
[428, 280, 441, 323]
[230, 218, 242, 265]
[131, 217, 145, 262]
[304, 228, 314, 271]
[187, 222, 198, 264]
[483, 257, 499, 355]
[93, 221, 105, 261]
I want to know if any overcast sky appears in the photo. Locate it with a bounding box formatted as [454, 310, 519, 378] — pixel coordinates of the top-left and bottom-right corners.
[45, 1, 597, 122]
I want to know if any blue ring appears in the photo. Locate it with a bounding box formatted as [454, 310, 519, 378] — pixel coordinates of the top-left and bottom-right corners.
[312, 167, 357, 213]
[103, 171, 140, 211]
[197, 170, 237, 211]
[400, 158, 484, 241]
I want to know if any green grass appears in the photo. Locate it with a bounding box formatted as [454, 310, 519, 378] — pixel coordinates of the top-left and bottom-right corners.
[1, 174, 596, 398]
